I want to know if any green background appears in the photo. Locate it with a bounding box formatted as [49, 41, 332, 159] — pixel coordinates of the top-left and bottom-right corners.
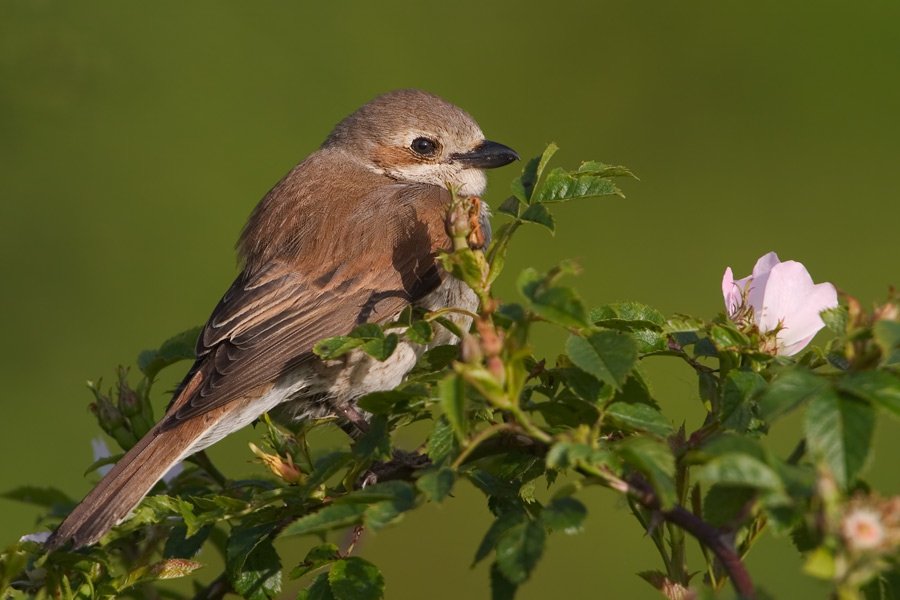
[2, 2, 899, 598]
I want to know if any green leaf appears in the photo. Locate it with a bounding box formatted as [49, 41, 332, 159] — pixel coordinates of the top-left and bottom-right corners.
[495, 521, 546, 584]
[532, 168, 623, 203]
[566, 331, 638, 391]
[297, 452, 354, 499]
[440, 248, 487, 294]
[163, 524, 213, 559]
[758, 368, 830, 422]
[363, 333, 399, 361]
[280, 504, 367, 538]
[497, 195, 521, 218]
[346, 481, 417, 531]
[328, 557, 384, 600]
[519, 203, 555, 232]
[406, 320, 433, 345]
[137, 326, 202, 380]
[616, 437, 676, 508]
[703, 485, 757, 527]
[416, 467, 456, 503]
[426, 414, 460, 466]
[314, 336, 365, 360]
[541, 497, 587, 534]
[721, 370, 766, 431]
[709, 324, 750, 351]
[290, 544, 341, 580]
[226, 521, 279, 592]
[1, 486, 74, 508]
[696, 454, 784, 491]
[577, 161, 638, 179]
[510, 143, 558, 204]
[591, 302, 667, 354]
[410, 344, 458, 375]
[490, 562, 518, 600]
[474, 511, 527, 566]
[605, 402, 672, 436]
[821, 306, 848, 335]
[350, 323, 384, 339]
[517, 268, 589, 328]
[874, 319, 900, 365]
[298, 573, 336, 600]
[838, 371, 900, 419]
[663, 315, 707, 334]
[440, 375, 467, 442]
[804, 390, 876, 489]
[230, 539, 281, 600]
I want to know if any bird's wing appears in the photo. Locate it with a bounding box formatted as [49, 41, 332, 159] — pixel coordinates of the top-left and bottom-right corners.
[160, 182, 451, 429]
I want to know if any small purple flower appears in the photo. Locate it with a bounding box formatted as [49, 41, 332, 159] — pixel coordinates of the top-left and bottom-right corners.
[722, 252, 838, 356]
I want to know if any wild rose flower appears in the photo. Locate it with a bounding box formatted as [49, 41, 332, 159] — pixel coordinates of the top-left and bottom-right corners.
[722, 252, 838, 356]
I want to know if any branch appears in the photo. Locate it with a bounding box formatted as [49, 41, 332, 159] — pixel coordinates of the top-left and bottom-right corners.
[627, 476, 755, 599]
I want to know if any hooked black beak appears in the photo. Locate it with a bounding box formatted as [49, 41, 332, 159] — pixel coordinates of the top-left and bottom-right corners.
[451, 140, 520, 169]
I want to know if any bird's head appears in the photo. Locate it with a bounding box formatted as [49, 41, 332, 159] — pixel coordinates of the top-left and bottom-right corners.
[324, 89, 519, 197]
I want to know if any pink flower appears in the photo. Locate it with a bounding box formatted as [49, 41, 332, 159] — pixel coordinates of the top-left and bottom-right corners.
[722, 252, 838, 356]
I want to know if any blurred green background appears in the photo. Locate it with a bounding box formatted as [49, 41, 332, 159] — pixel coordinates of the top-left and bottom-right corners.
[2, 1, 899, 598]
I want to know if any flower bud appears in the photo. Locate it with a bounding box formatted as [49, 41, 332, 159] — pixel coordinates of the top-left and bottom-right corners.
[248, 442, 303, 484]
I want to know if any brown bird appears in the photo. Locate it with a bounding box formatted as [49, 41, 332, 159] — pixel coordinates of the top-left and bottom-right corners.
[46, 89, 519, 551]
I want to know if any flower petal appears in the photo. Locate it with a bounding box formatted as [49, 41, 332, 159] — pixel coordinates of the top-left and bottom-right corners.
[758, 261, 837, 355]
[746, 252, 781, 314]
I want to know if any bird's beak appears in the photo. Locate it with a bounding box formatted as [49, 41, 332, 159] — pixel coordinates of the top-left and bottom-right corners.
[451, 140, 520, 169]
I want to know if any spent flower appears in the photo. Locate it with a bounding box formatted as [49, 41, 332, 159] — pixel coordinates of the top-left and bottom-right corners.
[722, 251, 838, 355]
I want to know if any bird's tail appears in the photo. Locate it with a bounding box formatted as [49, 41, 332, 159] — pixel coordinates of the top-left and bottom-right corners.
[45, 420, 197, 552]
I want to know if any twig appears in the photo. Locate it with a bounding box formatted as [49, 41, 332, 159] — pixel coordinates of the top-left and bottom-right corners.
[190, 572, 232, 600]
[628, 476, 755, 598]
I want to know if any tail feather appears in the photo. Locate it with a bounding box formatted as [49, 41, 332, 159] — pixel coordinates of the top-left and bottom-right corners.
[45, 423, 196, 551]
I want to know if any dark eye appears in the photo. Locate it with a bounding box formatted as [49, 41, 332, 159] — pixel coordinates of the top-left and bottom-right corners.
[411, 137, 437, 156]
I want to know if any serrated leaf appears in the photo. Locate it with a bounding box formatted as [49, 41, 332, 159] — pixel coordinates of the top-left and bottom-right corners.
[406, 320, 433, 345]
[758, 368, 829, 422]
[519, 203, 555, 232]
[297, 452, 354, 499]
[473, 512, 528, 567]
[874, 319, 900, 365]
[541, 497, 587, 534]
[616, 437, 676, 508]
[290, 543, 341, 580]
[510, 144, 558, 204]
[1, 486, 74, 508]
[416, 467, 455, 503]
[226, 521, 278, 587]
[280, 504, 367, 538]
[360, 481, 417, 531]
[696, 454, 784, 491]
[532, 168, 622, 203]
[362, 333, 399, 361]
[703, 485, 757, 527]
[709, 324, 750, 350]
[566, 331, 638, 391]
[577, 161, 637, 179]
[495, 521, 546, 584]
[328, 557, 384, 600]
[440, 375, 466, 441]
[497, 196, 521, 218]
[119, 559, 205, 590]
[350, 323, 384, 339]
[314, 337, 364, 360]
[410, 344, 458, 375]
[805, 389, 876, 489]
[517, 268, 589, 328]
[837, 371, 900, 419]
[605, 402, 673, 436]
[137, 326, 202, 380]
[821, 306, 849, 335]
[163, 525, 213, 560]
[721, 370, 766, 431]
[426, 414, 460, 466]
[230, 538, 281, 600]
[298, 573, 336, 600]
[663, 315, 707, 334]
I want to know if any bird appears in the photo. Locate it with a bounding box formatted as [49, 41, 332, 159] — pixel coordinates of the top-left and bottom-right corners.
[46, 89, 519, 551]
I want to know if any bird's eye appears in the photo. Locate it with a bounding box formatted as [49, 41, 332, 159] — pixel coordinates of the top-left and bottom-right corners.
[410, 137, 437, 156]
